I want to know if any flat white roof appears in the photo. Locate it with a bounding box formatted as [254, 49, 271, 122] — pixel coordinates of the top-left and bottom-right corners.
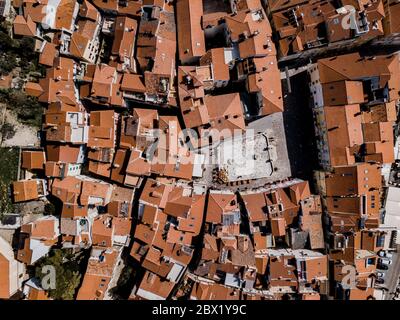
[384, 187, 400, 229]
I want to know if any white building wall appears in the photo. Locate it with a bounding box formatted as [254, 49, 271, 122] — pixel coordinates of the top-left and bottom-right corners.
[383, 187, 400, 245]
[42, 0, 61, 30]
[0, 236, 26, 297]
[77, 145, 86, 164]
[313, 108, 331, 170]
[395, 136, 400, 160]
[66, 163, 82, 176]
[308, 63, 331, 169]
[308, 63, 324, 109]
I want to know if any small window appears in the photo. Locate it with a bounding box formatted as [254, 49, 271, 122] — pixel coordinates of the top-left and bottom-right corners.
[366, 258, 375, 266]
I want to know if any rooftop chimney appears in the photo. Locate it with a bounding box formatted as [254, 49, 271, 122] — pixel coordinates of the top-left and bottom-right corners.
[150, 191, 162, 198]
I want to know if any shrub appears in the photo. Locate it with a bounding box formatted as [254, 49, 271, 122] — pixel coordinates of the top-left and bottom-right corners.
[0, 122, 16, 141]
[0, 89, 43, 127]
[0, 28, 44, 78]
[0, 53, 17, 75]
[44, 202, 56, 216]
[34, 249, 85, 300]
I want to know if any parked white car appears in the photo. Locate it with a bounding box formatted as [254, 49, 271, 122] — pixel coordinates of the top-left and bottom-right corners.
[377, 272, 385, 278]
[378, 251, 394, 259]
[379, 258, 393, 266]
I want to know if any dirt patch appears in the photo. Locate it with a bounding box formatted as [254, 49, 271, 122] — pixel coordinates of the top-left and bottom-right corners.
[16, 201, 46, 216]
[1, 106, 39, 147]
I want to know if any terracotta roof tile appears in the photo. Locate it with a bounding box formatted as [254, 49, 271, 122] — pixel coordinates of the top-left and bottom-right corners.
[13, 180, 43, 202]
[21, 150, 46, 170]
[176, 0, 205, 64]
[13, 14, 36, 36]
[76, 247, 121, 300]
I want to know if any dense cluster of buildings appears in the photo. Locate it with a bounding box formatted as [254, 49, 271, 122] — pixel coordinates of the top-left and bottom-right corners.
[267, 0, 386, 57]
[266, 0, 400, 59]
[309, 52, 400, 299]
[0, 0, 399, 301]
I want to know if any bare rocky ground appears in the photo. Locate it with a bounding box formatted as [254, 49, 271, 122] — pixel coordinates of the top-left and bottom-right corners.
[1, 106, 39, 147]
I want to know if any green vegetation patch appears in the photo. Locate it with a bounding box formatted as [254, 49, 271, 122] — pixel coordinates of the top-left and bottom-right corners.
[35, 249, 88, 300]
[0, 89, 43, 127]
[0, 21, 45, 78]
[0, 147, 19, 215]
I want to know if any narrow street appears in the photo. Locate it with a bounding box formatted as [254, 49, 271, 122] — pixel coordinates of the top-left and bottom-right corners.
[383, 246, 400, 299]
[282, 72, 320, 185]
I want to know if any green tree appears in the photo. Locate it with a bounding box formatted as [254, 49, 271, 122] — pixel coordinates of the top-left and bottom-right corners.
[0, 122, 15, 142]
[0, 89, 43, 127]
[109, 264, 136, 299]
[0, 23, 44, 78]
[35, 249, 84, 300]
[44, 202, 56, 216]
[0, 53, 17, 75]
